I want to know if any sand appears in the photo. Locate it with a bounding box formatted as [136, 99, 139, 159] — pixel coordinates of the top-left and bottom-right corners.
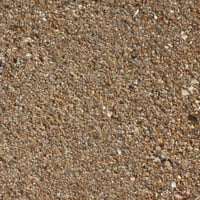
[0, 1, 199, 199]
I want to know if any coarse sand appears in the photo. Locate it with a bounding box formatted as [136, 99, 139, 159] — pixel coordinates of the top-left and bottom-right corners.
[0, 1, 199, 199]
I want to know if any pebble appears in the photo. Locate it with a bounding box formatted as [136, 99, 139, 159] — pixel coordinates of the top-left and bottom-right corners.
[181, 31, 188, 40]
[133, 9, 139, 18]
[171, 181, 176, 188]
[26, 53, 32, 57]
[191, 79, 199, 85]
[0, 65, 5, 73]
[174, 192, 184, 200]
[130, 177, 136, 182]
[164, 160, 172, 169]
[107, 111, 113, 118]
[181, 89, 190, 96]
[188, 86, 195, 91]
[117, 148, 122, 155]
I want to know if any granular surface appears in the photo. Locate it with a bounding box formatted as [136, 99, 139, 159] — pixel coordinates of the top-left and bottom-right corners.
[0, 1, 199, 199]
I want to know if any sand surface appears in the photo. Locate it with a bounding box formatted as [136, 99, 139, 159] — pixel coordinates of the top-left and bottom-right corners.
[0, 1, 199, 199]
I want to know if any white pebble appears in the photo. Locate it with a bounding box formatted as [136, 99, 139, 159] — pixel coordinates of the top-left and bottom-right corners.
[181, 31, 188, 40]
[26, 53, 32, 57]
[181, 89, 189, 96]
[171, 181, 176, 188]
[107, 111, 112, 118]
[188, 86, 194, 92]
[130, 177, 136, 182]
[117, 148, 122, 155]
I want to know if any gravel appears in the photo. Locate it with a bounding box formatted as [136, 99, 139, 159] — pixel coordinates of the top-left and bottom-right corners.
[0, 0, 199, 199]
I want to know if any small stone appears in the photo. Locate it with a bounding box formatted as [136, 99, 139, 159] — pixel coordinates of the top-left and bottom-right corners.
[155, 145, 161, 152]
[26, 53, 32, 57]
[42, 17, 47, 22]
[188, 86, 194, 92]
[0, 64, 5, 74]
[23, 37, 33, 43]
[130, 177, 136, 182]
[181, 89, 189, 96]
[177, 175, 182, 180]
[164, 160, 172, 169]
[181, 31, 188, 40]
[117, 148, 122, 155]
[154, 14, 158, 20]
[184, 64, 189, 69]
[116, 133, 123, 140]
[171, 181, 176, 188]
[133, 8, 139, 17]
[191, 79, 199, 85]
[107, 111, 113, 118]
[157, 78, 164, 84]
[174, 192, 184, 200]
[153, 157, 160, 163]
[164, 45, 169, 49]
[195, 100, 200, 105]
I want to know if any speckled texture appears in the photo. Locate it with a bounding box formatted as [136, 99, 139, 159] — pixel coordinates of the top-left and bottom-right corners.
[0, 1, 199, 199]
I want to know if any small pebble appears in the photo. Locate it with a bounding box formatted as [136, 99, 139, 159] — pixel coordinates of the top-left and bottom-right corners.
[164, 160, 172, 169]
[42, 17, 47, 22]
[130, 177, 136, 182]
[26, 53, 32, 57]
[107, 111, 113, 118]
[0, 65, 5, 73]
[154, 14, 158, 20]
[171, 181, 176, 188]
[174, 192, 184, 200]
[181, 31, 188, 40]
[157, 78, 164, 84]
[184, 64, 189, 69]
[188, 86, 194, 92]
[116, 133, 123, 140]
[191, 79, 199, 85]
[102, 106, 106, 110]
[133, 9, 139, 17]
[117, 148, 122, 155]
[181, 89, 189, 96]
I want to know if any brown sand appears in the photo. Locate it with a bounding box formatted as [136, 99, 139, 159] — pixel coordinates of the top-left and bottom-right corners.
[0, 1, 199, 199]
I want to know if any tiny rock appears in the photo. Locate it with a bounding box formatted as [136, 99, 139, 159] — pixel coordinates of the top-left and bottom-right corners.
[181, 31, 188, 40]
[157, 78, 164, 84]
[23, 37, 33, 43]
[181, 89, 189, 96]
[171, 181, 176, 188]
[26, 53, 32, 57]
[191, 79, 199, 85]
[133, 9, 139, 17]
[154, 14, 158, 20]
[188, 86, 194, 92]
[107, 111, 113, 118]
[130, 177, 136, 182]
[164, 160, 172, 169]
[117, 148, 122, 155]
[174, 192, 184, 200]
